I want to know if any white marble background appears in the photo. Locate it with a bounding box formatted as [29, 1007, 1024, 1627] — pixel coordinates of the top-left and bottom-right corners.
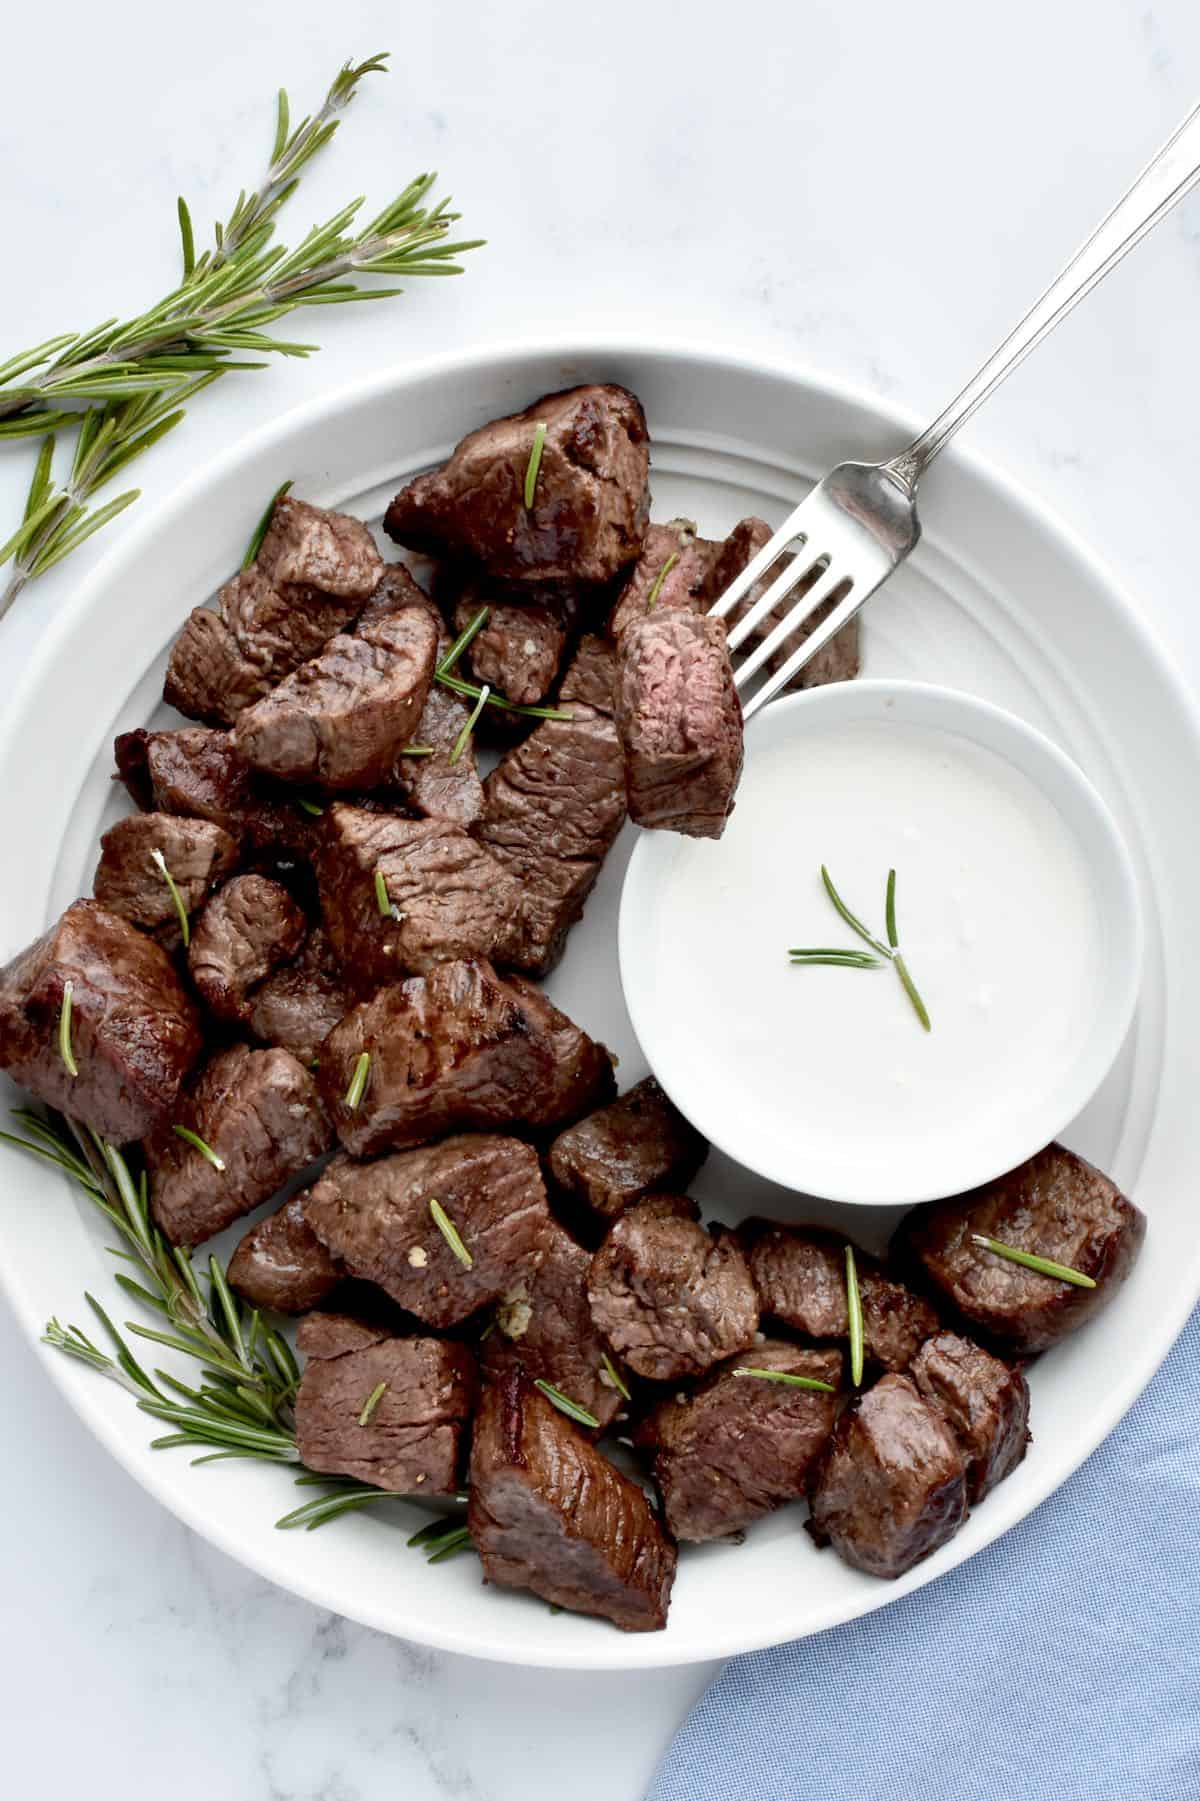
[2, 1, 1200, 1794]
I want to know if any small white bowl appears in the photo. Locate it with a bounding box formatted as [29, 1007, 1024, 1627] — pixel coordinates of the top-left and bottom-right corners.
[619, 679, 1143, 1207]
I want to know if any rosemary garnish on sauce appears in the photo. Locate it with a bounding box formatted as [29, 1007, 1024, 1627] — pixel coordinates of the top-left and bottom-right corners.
[241, 479, 292, 568]
[534, 1379, 600, 1429]
[150, 848, 191, 947]
[58, 981, 78, 1079]
[344, 1051, 371, 1110]
[844, 1244, 865, 1387]
[429, 1198, 473, 1269]
[970, 1233, 1097, 1289]
[733, 1367, 838, 1394]
[524, 421, 547, 509]
[358, 1381, 389, 1426]
[173, 1125, 226, 1173]
[789, 865, 932, 1031]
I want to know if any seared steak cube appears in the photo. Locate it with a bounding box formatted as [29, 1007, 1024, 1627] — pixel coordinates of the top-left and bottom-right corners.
[807, 1372, 968, 1579]
[635, 1341, 842, 1541]
[482, 1220, 627, 1431]
[246, 926, 352, 1064]
[316, 804, 521, 990]
[895, 1143, 1146, 1355]
[255, 495, 383, 600]
[910, 1332, 1030, 1505]
[93, 813, 239, 942]
[227, 1194, 342, 1313]
[296, 1314, 477, 1494]
[305, 1136, 551, 1328]
[164, 567, 362, 727]
[477, 701, 627, 975]
[741, 1221, 940, 1373]
[0, 899, 201, 1142]
[548, 1076, 708, 1222]
[114, 727, 306, 854]
[233, 603, 439, 791]
[393, 680, 485, 826]
[616, 610, 743, 838]
[558, 634, 618, 714]
[318, 958, 613, 1157]
[469, 1370, 676, 1631]
[146, 1043, 331, 1246]
[384, 385, 650, 586]
[587, 1195, 759, 1381]
[188, 875, 308, 1024]
[452, 587, 571, 706]
[607, 520, 719, 642]
[701, 515, 860, 691]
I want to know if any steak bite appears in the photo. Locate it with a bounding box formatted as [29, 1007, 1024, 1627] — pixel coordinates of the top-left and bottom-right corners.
[254, 495, 383, 600]
[701, 515, 860, 692]
[114, 726, 308, 855]
[587, 1195, 760, 1382]
[558, 634, 618, 714]
[317, 958, 613, 1157]
[188, 875, 308, 1024]
[393, 681, 485, 826]
[316, 804, 521, 991]
[93, 813, 239, 941]
[482, 1220, 627, 1431]
[895, 1143, 1147, 1355]
[296, 1315, 477, 1494]
[807, 1372, 969, 1579]
[246, 926, 352, 1064]
[476, 700, 627, 975]
[635, 1342, 843, 1542]
[742, 1222, 940, 1374]
[0, 899, 201, 1143]
[910, 1332, 1031, 1505]
[227, 1193, 342, 1313]
[233, 603, 439, 791]
[453, 588, 570, 706]
[305, 1136, 551, 1328]
[616, 610, 744, 839]
[468, 1369, 676, 1631]
[145, 1043, 331, 1246]
[384, 384, 651, 586]
[607, 520, 718, 642]
[548, 1076, 708, 1223]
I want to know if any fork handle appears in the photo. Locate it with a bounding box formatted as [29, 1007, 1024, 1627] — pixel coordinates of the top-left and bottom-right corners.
[886, 99, 1200, 489]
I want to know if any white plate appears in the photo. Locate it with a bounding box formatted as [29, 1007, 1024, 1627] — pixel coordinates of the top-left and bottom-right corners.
[1, 339, 1197, 1672]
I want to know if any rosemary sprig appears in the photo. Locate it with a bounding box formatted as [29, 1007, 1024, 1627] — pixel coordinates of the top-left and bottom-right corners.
[358, 1381, 389, 1425]
[58, 982, 78, 1079]
[820, 865, 892, 961]
[534, 1379, 600, 1429]
[242, 479, 293, 568]
[436, 670, 570, 723]
[645, 550, 679, 610]
[344, 1051, 371, 1110]
[172, 1125, 226, 1173]
[275, 1480, 409, 1531]
[429, 1199, 473, 1269]
[600, 1351, 631, 1401]
[449, 684, 490, 764]
[0, 55, 481, 615]
[970, 1233, 1097, 1289]
[150, 848, 191, 946]
[732, 1367, 838, 1394]
[523, 422, 547, 509]
[791, 867, 932, 1030]
[844, 1244, 864, 1387]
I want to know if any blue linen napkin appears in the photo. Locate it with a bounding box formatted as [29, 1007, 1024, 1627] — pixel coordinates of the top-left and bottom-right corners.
[651, 1308, 1200, 1801]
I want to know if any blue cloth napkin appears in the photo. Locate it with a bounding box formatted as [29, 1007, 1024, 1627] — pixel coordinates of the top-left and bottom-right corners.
[651, 1309, 1200, 1801]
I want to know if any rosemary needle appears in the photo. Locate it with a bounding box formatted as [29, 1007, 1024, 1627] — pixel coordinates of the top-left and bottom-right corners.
[788, 949, 883, 969]
[357, 1381, 388, 1426]
[150, 848, 191, 947]
[295, 795, 324, 818]
[429, 1198, 473, 1269]
[374, 867, 391, 917]
[344, 1051, 371, 1111]
[970, 1233, 1097, 1289]
[58, 980, 78, 1079]
[733, 1367, 837, 1394]
[820, 865, 893, 961]
[885, 868, 932, 1032]
[524, 421, 547, 509]
[600, 1351, 631, 1401]
[844, 1244, 864, 1387]
[645, 550, 679, 609]
[534, 1379, 600, 1429]
[437, 605, 490, 678]
[241, 479, 292, 568]
[173, 1126, 226, 1173]
[449, 683, 490, 764]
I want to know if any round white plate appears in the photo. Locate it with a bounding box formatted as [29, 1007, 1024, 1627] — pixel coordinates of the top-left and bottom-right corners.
[1, 339, 1196, 1671]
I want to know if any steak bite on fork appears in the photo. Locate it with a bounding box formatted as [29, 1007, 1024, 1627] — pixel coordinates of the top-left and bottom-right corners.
[615, 609, 744, 839]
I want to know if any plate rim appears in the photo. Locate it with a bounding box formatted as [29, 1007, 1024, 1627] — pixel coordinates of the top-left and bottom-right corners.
[2, 332, 1198, 1669]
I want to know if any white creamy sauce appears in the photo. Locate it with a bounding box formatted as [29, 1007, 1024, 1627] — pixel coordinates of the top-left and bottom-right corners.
[645, 719, 1105, 1191]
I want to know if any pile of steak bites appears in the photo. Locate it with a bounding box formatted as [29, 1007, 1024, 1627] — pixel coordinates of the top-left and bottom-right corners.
[0, 385, 1144, 1631]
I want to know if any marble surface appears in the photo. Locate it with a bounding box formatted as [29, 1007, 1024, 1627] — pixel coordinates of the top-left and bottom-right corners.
[2, 1, 1200, 1793]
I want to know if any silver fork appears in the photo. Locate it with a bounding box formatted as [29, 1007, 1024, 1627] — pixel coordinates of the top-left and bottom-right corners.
[711, 99, 1200, 720]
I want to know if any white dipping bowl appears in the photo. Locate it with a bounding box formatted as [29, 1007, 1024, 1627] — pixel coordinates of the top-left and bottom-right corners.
[619, 679, 1143, 1207]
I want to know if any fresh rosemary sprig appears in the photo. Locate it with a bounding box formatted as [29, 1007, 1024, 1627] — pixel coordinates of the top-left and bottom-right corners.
[732, 1367, 838, 1394]
[523, 422, 547, 509]
[408, 1515, 476, 1563]
[172, 1125, 226, 1173]
[429, 1199, 473, 1270]
[820, 866, 892, 961]
[534, 1379, 600, 1429]
[432, 600, 569, 722]
[0, 54, 481, 616]
[844, 1244, 865, 1387]
[58, 982, 78, 1079]
[970, 1233, 1097, 1289]
[344, 1051, 371, 1110]
[790, 866, 932, 1030]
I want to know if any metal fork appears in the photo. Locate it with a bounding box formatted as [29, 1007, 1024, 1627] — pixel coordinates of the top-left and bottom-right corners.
[711, 99, 1200, 720]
